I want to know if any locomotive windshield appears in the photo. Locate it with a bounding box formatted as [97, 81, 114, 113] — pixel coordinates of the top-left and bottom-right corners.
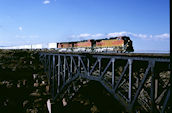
[122, 37, 130, 40]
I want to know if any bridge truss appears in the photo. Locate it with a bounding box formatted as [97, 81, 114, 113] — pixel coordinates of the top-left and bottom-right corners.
[39, 52, 170, 113]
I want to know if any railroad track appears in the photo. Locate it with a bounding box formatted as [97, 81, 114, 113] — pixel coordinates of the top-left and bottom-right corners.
[39, 51, 170, 57]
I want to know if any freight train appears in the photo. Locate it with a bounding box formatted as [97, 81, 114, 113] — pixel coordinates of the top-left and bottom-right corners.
[50, 36, 134, 53]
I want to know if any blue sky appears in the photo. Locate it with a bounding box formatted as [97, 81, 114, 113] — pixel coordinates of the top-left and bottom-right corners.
[0, 0, 170, 52]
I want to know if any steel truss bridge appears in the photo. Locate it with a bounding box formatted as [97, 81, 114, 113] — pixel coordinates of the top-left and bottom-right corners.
[39, 52, 170, 113]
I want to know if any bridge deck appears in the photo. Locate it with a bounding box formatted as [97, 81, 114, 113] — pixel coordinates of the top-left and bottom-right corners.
[40, 51, 170, 57]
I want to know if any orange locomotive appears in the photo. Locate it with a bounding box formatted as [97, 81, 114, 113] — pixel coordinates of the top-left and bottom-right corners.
[74, 40, 92, 48]
[57, 36, 134, 53]
[94, 36, 133, 52]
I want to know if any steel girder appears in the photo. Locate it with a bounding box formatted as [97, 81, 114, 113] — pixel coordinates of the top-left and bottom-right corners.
[39, 52, 170, 113]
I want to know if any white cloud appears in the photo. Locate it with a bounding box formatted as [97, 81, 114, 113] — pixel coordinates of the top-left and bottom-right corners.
[18, 26, 23, 31]
[154, 33, 169, 39]
[79, 33, 91, 37]
[76, 33, 104, 38]
[92, 33, 104, 37]
[107, 31, 128, 37]
[43, 0, 50, 4]
[128, 32, 147, 39]
[69, 33, 105, 41]
[106, 31, 169, 40]
[70, 31, 169, 41]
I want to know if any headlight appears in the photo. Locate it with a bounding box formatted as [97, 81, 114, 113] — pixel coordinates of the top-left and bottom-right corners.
[128, 40, 130, 42]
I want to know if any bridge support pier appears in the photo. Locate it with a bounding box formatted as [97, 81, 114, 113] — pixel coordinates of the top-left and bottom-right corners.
[47, 99, 63, 113]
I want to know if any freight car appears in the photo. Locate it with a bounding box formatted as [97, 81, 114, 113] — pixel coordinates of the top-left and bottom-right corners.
[57, 36, 134, 53]
[58, 42, 73, 52]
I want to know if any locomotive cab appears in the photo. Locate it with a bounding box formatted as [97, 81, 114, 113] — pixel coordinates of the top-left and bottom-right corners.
[121, 36, 134, 52]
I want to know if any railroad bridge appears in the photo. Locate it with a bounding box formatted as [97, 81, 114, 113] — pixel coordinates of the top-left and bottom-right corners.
[39, 52, 170, 113]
